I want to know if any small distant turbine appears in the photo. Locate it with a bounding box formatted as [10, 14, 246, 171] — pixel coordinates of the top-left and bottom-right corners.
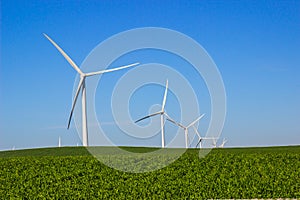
[211, 138, 217, 148]
[192, 126, 218, 149]
[167, 114, 205, 148]
[135, 80, 169, 148]
[219, 138, 227, 148]
[193, 128, 216, 149]
[44, 33, 139, 147]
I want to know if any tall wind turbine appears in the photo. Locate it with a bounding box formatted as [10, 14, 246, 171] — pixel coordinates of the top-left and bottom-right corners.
[135, 80, 169, 148]
[44, 33, 139, 147]
[219, 138, 227, 148]
[167, 114, 205, 148]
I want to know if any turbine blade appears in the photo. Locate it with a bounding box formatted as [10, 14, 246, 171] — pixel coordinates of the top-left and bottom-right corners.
[85, 62, 139, 77]
[202, 137, 218, 140]
[67, 77, 85, 129]
[192, 126, 201, 138]
[161, 80, 168, 112]
[135, 111, 162, 123]
[187, 113, 205, 128]
[43, 33, 84, 75]
[165, 113, 185, 129]
[196, 138, 202, 148]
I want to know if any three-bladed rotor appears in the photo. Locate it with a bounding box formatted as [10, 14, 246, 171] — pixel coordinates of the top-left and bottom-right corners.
[44, 33, 139, 146]
[135, 80, 169, 148]
[167, 114, 205, 148]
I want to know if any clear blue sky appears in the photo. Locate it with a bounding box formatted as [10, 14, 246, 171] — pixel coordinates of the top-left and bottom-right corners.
[1, 0, 299, 150]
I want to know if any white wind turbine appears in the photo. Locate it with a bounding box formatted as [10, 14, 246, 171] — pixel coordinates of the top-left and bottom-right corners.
[135, 80, 169, 148]
[167, 114, 205, 148]
[219, 138, 227, 148]
[193, 127, 218, 149]
[211, 138, 217, 148]
[44, 33, 139, 147]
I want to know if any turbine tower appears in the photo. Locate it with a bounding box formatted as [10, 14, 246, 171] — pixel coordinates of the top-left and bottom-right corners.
[44, 33, 139, 147]
[135, 80, 169, 148]
[58, 136, 61, 148]
[167, 114, 205, 148]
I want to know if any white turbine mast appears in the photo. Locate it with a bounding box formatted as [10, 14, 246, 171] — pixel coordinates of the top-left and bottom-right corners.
[219, 138, 227, 148]
[135, 80, 169, 148]
[58, 136, 61, 147]
[167, 114, 205, 148]
[44, 33, 139, 147]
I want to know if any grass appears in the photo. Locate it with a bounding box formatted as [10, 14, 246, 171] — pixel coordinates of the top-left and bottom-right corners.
[0, 145, 299, 199]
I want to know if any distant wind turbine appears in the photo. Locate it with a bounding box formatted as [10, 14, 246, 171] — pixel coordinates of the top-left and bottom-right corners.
[44, 33, 139, 147]
[135, 80, 169, 148]
[193, 128, 217, 149]
[211, 138, 217, 148]
[167, 114, 205, 148]
[219, 138, 227, 148]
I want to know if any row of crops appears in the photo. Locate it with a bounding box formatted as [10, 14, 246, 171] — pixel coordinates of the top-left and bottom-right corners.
[0, 146, 299, 199]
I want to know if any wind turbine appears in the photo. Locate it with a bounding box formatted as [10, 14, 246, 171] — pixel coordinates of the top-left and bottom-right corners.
[44, 33, 139, 147]
[211, 138, 217, 148]
[219, 138, 227, 148]
[193, 126, 204, 148]
[167, 114, 205, 148]
[193, 127, 218, 149]
[135, 80, 169, 148]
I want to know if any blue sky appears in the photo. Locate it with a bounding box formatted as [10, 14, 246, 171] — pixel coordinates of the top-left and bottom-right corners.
[1, 0, 299, 150]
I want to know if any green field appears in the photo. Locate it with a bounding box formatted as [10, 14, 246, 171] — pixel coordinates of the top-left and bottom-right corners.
[0, 146, 299, 199]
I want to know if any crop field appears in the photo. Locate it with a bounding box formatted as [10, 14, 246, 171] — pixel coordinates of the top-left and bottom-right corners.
[0, 146, 299, 199]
